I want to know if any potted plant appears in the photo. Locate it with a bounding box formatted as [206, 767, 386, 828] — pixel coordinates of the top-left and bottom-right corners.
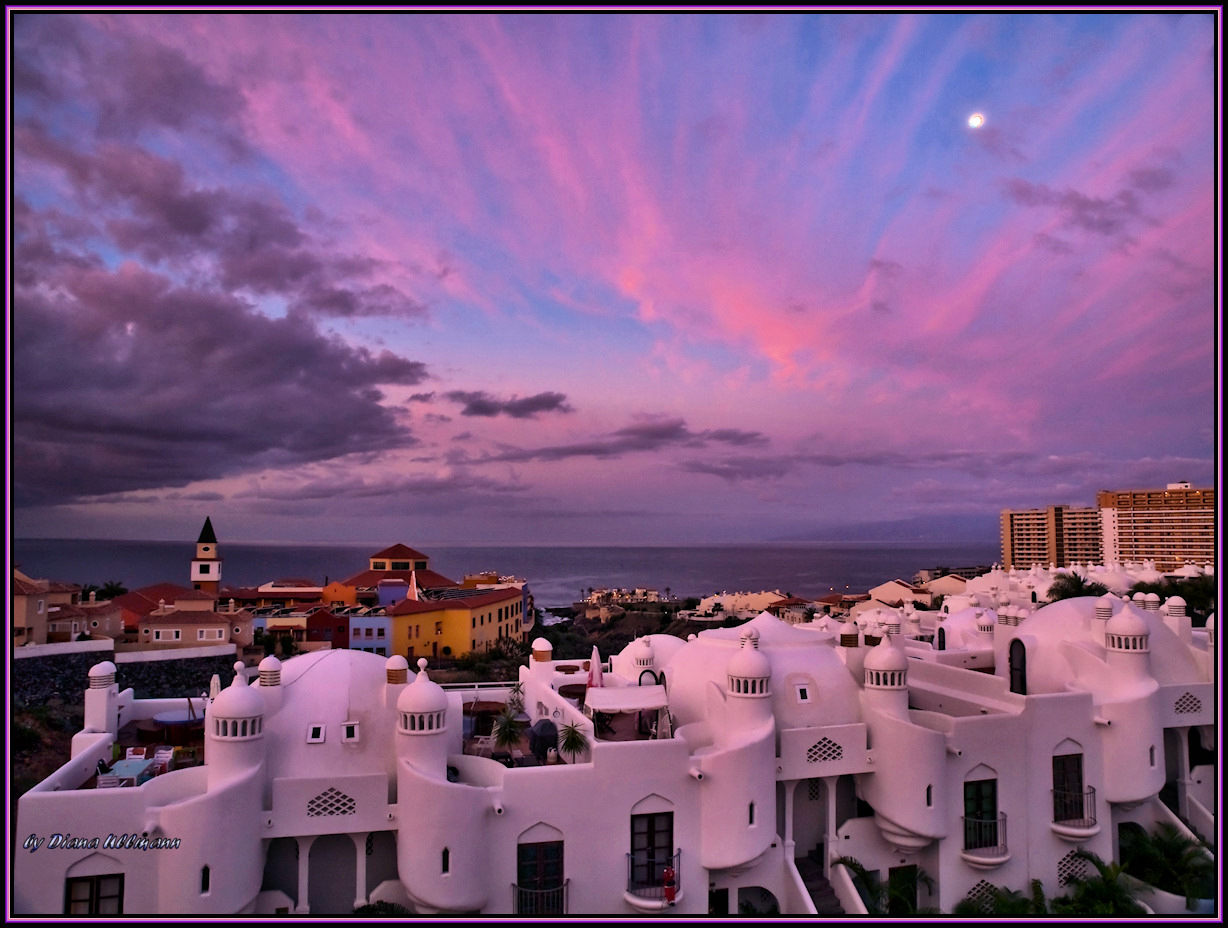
[506, 682, 525, 714]
[557, 721, 591, 764]
[491, 709, 525, 755]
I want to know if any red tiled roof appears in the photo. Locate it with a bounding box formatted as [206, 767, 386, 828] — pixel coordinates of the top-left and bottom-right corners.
[769, 596, 811, 607]
[141, 610, 252, 625]
[12, 576, 42, 595]
[369, 543, 430, 560]
[112, 584, 195, 617]
[387, 587, 522, 615]
[175, 589, 218, 601]
[340, 568, 457, 589]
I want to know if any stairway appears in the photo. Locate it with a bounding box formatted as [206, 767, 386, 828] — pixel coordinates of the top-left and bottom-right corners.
[795, 848, 845, 916]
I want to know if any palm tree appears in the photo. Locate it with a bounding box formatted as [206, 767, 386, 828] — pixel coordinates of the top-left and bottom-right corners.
[952, 880, 1049, 916]
[1120, 821, 1216, 908]
[506, 682, 525, 714]
[557, 721, 591, 764]
[491, 708, 525, 753]
[100, 580, 128, 599]
[833, 857, 936, 915]
[1044, 572, 1109, 603]
[1050, 849, 1147, 916]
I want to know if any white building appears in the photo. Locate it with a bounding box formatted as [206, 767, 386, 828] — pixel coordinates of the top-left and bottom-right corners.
[12, 594, 1217, 916]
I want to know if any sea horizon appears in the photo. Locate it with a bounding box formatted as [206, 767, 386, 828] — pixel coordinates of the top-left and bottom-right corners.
[13, 537, 1001, 610]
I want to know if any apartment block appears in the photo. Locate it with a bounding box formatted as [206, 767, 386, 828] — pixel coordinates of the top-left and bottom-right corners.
[999, 505, 1102, 570]
[1097, 482, 1216, 571]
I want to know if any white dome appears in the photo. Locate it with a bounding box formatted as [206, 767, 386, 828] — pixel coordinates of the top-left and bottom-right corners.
[663, 613, 860, 730]
[727, 643, 771, 679]
[1106, 607, 1150, 639]
[864, 639, 908, 673]
[88, 660, 118, 678]
[385, 654, 409, 672]
[532, 637, 552, 652]
[397, 659, 448, 714]
[212, 662, 264, 718]
[258, 655, 282, 673]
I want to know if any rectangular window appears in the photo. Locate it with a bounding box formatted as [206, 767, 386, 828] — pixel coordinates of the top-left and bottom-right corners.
[630, 812, 673, 887]
[1052, 754, 1084, 822]
[199, 563, 210, 574]
[391, 561, 410, 570]
[365, 628, 373, 638]
[517, 841, 564, 915]
[342, 722, 360, 742]
[963, 779, 999, 850]
[307, 725, 326, 743]
[377, 628, 385, 638]
[435, 622, 443, 635]
[65, 874, 124, 914]
[372, 561, 387, 570]
[795, 684, 810, 703]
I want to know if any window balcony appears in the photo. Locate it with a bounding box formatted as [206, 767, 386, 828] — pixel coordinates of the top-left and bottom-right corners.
[624, 850, 682, 910]
[960, 814, 1010, 869]
[1050, 786, 1100, 841]
[512, 880, 568, 915]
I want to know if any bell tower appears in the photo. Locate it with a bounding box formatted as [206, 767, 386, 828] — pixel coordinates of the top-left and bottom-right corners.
[191, 516, 222, 593]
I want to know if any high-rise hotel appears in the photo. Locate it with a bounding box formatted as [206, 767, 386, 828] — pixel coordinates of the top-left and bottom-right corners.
[1001, 481, 1215, 571]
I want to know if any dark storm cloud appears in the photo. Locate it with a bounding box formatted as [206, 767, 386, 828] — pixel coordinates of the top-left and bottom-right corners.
[680, 457, 792, 482]
[477, 418, 767, 463]
[444, 391, 574, 419]
[1001, 177, 1152, 237]
[15, 125, 428, 321]
[12, 264, 428, 507]
[15, 16, 248, 150]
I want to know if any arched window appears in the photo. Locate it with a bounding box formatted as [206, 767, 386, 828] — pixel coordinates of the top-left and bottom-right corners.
[1009, 639, 1027, 695]
[442, 847, 450, 874]
[937, 627, 946, 651]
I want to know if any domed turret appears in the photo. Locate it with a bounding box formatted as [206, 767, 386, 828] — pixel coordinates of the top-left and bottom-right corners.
[205, 662, 266, 786]
[727, 634, 771, 697]
[397, 658, 449, 729]
[864, 639, 908, 688]
[1106, 608, 1150, 652]
[210, 662, 265, 737]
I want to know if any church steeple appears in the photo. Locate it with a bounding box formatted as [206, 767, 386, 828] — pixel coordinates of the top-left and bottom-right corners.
[191, 517, 222, 593]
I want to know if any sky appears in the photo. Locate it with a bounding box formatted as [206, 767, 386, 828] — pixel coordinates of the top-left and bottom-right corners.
[9, 12, 1220, 546]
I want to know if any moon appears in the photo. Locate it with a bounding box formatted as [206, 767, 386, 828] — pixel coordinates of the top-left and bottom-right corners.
[968, 113, 985, 128]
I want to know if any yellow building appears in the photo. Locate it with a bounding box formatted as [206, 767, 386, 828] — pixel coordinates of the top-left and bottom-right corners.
[388, 588, 527, 661]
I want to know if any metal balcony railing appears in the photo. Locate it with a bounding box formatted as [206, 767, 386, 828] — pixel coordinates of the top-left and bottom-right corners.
[962, 813, 1008, 857]
[1052, 786, 1097, 828]
[512, 879, 568, 915]
[625, 850, 681, 900]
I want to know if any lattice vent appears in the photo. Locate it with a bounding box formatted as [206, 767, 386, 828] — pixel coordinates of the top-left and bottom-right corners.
[1174, 692, 1202, 715]
[307, 787, 356, 817]
[806, 738, 843, 763]
[962, 880, 997, 915]
[1058, 849, 1087, 886]
[808, 778, 822, 802]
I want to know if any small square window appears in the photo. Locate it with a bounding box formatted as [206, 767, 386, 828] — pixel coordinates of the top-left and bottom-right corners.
[795, 684, 811, 703]
[342, 722, 360, 743]
[307, 725, 326, 744]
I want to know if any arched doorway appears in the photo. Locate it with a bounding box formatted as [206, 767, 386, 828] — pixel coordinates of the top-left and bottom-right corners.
[308, 834, 357, 914]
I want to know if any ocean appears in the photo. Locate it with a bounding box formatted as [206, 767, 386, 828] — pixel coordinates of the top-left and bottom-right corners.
[12, 538, 999, 610]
